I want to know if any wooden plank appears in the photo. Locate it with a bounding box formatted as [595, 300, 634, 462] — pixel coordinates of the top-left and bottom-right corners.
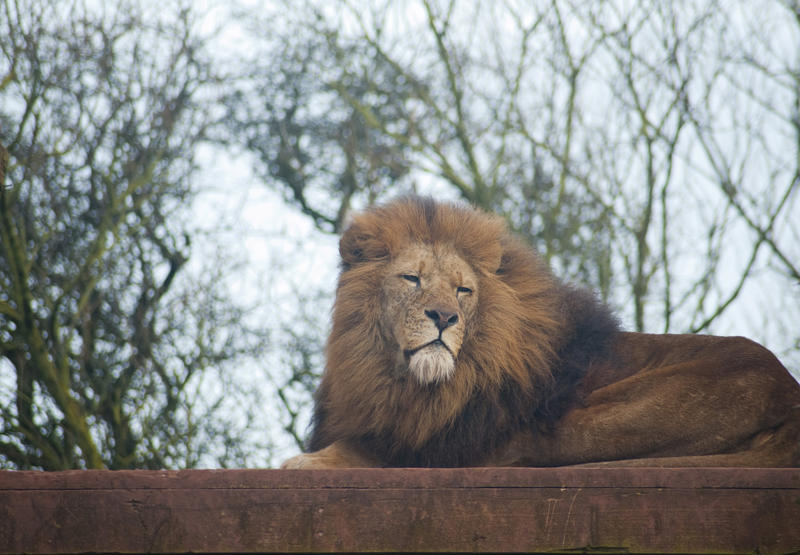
[1, 468, 799, 553]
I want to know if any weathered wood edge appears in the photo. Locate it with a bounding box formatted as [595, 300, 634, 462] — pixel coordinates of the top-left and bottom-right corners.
[1, 468, 799, 554]
[3, 466, 800, 489]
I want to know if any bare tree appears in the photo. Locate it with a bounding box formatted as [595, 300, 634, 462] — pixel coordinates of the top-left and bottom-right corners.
[0, 0, 265, 469]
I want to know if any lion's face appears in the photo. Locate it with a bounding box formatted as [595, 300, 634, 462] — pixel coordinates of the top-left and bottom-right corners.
[381, 243, 479, 385]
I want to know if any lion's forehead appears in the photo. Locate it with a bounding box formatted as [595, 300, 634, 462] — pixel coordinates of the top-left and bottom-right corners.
[390, 243, 477, 285]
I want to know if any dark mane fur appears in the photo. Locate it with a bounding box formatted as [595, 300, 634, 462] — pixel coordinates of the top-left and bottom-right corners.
[308, 196, 619, 467]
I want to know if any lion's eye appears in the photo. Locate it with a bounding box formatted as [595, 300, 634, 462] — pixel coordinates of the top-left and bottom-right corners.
[401, 274, 420, 285]
[457, 286, 473, 295]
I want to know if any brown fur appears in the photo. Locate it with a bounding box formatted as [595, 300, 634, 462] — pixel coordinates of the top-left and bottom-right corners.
[281, 197, 800, 468]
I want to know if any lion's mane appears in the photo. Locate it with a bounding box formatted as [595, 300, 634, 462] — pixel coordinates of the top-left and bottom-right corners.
[308, 196, 619, 467]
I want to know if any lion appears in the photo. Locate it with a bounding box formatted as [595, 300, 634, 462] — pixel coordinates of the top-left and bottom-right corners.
[281, 196, 800, 469]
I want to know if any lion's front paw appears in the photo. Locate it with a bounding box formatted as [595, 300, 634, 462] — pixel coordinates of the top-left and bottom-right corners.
[280, 453, 325, 469]
[279, 441, 381, 469]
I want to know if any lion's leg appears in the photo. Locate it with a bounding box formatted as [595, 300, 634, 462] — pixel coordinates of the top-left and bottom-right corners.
[280, 440, 384, 469]
[573, 414, 800, 467]
[495, 403, 800, 468]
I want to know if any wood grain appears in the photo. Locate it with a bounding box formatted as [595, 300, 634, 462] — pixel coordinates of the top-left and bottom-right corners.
[1, 468, 798, 553]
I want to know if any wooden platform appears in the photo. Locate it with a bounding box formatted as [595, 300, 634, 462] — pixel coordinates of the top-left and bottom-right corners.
[1, 467, 799, 553]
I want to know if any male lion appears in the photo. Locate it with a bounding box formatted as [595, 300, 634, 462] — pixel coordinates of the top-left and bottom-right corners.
[282, 196, 800, 468]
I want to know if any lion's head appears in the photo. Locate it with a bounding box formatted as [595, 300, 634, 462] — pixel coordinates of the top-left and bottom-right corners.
[308, 196, 615, 465]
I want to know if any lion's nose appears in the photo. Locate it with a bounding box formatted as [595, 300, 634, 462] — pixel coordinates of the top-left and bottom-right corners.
[425, 308, 459, 331]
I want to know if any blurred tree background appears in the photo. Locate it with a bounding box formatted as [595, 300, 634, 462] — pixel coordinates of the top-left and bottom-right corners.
[2, 0, 799, 468]
[0, 0, 268, 469]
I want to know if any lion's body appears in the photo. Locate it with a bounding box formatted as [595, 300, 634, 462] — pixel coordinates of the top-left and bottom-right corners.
[282, 197, 800, 469]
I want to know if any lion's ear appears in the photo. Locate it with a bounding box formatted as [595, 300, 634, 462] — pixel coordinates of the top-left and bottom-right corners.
[339, 221, 389, 266]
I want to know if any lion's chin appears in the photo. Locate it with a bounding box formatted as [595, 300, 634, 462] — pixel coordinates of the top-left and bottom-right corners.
[408, 344, 455, 384]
